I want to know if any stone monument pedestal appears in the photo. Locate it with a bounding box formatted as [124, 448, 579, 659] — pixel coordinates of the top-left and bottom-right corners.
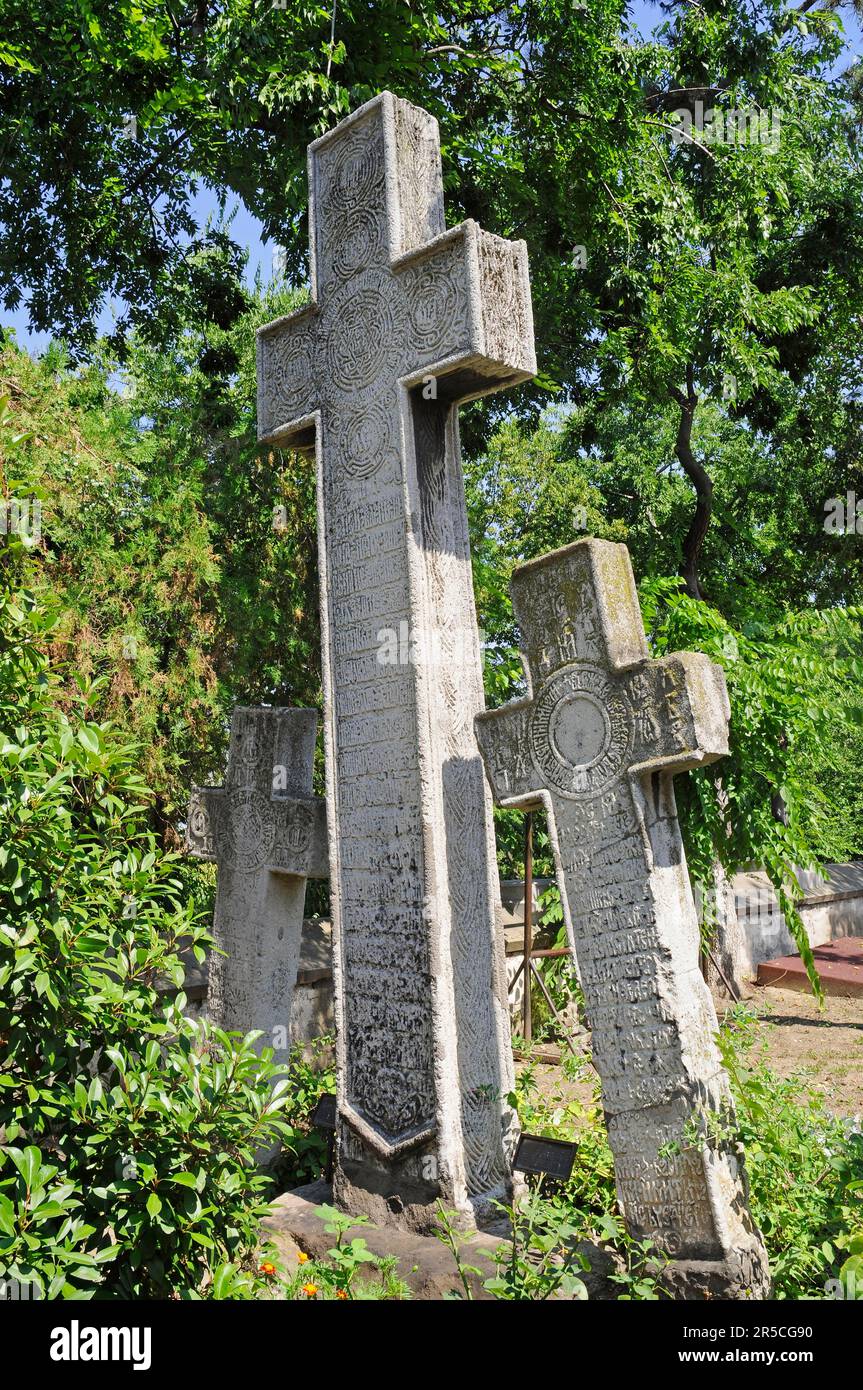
[264, 1179, 767, 1299]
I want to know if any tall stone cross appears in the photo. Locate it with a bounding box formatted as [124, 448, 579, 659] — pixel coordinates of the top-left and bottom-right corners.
[186, 707, 328, 1064]
[475, 540, 770, 1297]
[256, 92, 536, 1229]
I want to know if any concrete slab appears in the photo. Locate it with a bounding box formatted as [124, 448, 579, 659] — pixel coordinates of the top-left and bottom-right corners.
[757, 938, 863, 998]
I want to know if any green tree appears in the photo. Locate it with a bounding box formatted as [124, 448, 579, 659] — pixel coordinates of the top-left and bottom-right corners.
[0, 268, 322, 836]
[3, 0, 861, 599]
[0, 472, 295, 1298]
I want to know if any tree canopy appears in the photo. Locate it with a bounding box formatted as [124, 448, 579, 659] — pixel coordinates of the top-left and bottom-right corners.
[1, 1, 862, 980]
[2, 0, 862, 594]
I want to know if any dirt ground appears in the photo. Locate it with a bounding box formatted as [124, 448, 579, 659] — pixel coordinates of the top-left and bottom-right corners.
[519, 982, 863, 1121]
[718, 983, 863, 1117]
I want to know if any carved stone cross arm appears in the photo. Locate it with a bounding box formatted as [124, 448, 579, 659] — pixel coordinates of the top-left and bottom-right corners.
[256, 91, 535, 450]
[255, 306, 319, 452]
[472, 698, 539, 808]
[624, 651, 730, 778]
[391, 219, 536, 395]
[186, 781, 327, 875]
[185, 707, 328, 1062]
[474, 539, 770, 1297]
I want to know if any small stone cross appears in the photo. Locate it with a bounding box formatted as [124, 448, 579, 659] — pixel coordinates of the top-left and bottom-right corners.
[187, 707, 327, 1063]
[475, 540, 769, 1296]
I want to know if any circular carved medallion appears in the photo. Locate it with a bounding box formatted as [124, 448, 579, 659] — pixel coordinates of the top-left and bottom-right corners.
[329, 206, 383, 281]
[333, 394, 399, 479]
[406, 264, 460, 351]
[324, 270, 402, 396]
[271, 330, 314, 420]
[226, 788, 275, 871]
[530, 664, 630, 798]
[550, 691, 608, 767]
[188, 798, 212, 842]
[284, 803, 314, 855]
[329, 129, 381, 209]
[236, 726, 261, 766]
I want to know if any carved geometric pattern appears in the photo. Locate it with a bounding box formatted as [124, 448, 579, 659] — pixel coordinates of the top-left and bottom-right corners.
[403, 257, 467, 356]
[393, 100, 445, 253]
[476, 540, 769, 1280]
[328, 206, 384, 281]
[529, 664, 631, 799]
[256, 93, 537, 1214]
[225, 787, 276, 871]
[323, 269, 404, 396]
[271, 326, 316, 422]
[333, 391, 400, 480]
[478, 231, 531, 367]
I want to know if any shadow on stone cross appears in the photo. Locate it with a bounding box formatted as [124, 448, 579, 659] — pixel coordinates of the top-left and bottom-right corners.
[186, 707, 328, 1066]
[475, 538, 771, 1299]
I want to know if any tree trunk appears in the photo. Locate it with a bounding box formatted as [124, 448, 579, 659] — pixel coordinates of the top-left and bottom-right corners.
[671, 374, 713, 601]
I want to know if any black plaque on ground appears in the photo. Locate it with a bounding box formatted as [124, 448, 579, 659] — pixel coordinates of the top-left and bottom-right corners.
[513, 1133, 577, 1180]
[311, 1092, 337, 1132]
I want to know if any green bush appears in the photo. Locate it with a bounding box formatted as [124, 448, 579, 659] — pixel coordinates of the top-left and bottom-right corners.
[0, 540, 295, 1298]
[507, 1008, 863, 1300]
[270, 1037, 336, 1191]
[717, 1005, 863, 1300]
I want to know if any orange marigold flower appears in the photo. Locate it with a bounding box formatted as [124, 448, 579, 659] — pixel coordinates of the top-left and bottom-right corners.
[336, 1288, 348, 1300]
[297, 1251, 310, 1264]
[259, 1261, 277, 1278]
[302, 1283, 319, 1299]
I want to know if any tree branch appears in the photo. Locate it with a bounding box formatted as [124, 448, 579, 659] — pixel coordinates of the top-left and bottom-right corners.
[645, 118, 716, 160]
[670, 370, 712, 601]
[426, 44, 484, 58]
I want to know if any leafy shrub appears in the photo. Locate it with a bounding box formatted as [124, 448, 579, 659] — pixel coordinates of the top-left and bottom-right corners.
[641, 579, 863, 992]
[507, 1011, 863, 1300]
[271, 1037, 336, 1190]
[0, 549, 294, 1298]
[717, 1005, 863, 1299]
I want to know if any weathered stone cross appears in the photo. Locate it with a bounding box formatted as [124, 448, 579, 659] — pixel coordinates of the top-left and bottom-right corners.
[187, 707, 327, 1065]
[257, 92, 535, 1229]
[475, 540, 770, 1296]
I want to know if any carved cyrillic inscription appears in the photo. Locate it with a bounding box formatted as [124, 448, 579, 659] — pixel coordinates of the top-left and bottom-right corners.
[476, 539, 770, 1290]
[257, 92, 536, 1225]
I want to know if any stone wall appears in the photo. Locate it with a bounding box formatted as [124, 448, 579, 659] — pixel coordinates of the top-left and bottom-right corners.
[706, 862, 863, 995]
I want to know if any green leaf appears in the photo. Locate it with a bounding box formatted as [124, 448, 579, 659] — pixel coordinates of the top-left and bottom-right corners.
[78, 726, 101, 754]
[170, 1173, 201, 1189]
[0, 1194, 17, 1236]
[6, 1146, 42, 1190]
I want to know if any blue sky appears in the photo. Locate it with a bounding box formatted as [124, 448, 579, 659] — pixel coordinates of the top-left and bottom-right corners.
[5, 0, 862, 356]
